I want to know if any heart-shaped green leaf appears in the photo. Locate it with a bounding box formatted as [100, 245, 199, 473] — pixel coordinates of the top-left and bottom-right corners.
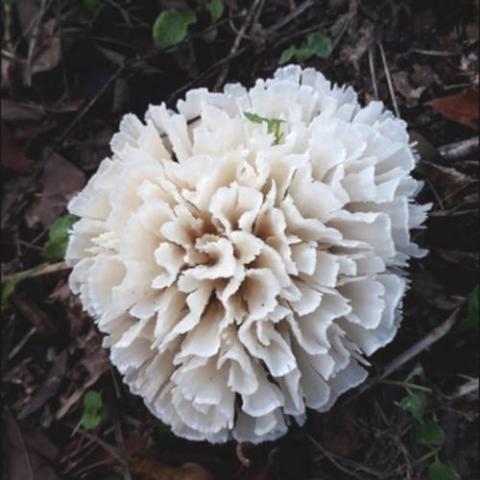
[153, 9, 196, 50]
[415, 420, 445, 446]
[428, 461, 460, 480]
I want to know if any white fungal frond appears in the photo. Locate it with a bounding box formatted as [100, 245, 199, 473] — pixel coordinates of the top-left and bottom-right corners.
[66, 65, 430, 443]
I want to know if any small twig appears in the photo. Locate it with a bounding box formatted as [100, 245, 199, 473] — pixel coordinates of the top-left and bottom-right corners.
[308, 433, 382, 479]
[55, 64, 124, 147]
[330, 0, 358, 53]
[451, 377, 479, 400]
[377, 379, 432, 394]
[24, 0, 48, 86]
[167, 46, 251, 104]
[438, 137, 479, 161]
[430, 208, 478, 217]
[2, 261, 69, 283]
[424, 176, 445, 210]
[31, 261, 69, 277]
[357, 308, 460, 397]
[8, 326, 37, 360]
[76, 428, 127, 466]
[410, 48, 460, 57]
[382, 308, 459, 378]
[268, 0, 315, 32]
[368, 46, 379, 100]
[11, 292, 55, 335]
[114, 419, 133, 480]
[213, 0, 263, 91]
[378, 41, 400, 118]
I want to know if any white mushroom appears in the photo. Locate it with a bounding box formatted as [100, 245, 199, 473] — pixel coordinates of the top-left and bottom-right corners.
[66, 65, 430, 443]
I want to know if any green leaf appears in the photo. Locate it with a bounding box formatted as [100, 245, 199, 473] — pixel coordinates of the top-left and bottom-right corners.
[152, 9, 196, 50]
[415, 420, 445, 446]
[244, 112, 265, 124]
[398, 392, 428, 421]
[1, 265, 44, 307]
[43, 214, 78, 260]
[406, 364, 425, 382]
[81, 391, 103, 430]
[82, 0, 100, 15]
[459, 285, 479, 332]
[203, 27, 218, 43]
[83, 391, 103, 411]
[428, 461, 460, 480]
[81, 412, 102, 429]
[244, 112, 285, 144]
[207, 0, 224, 22]
[306, 33, 333, 58]
[279, 46, 297, 65]
[279, 32, 332, 65]
[293, 46, 314, 63]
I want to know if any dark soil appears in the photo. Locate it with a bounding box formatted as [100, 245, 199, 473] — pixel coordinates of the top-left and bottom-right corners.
[1, 1, 479, 479]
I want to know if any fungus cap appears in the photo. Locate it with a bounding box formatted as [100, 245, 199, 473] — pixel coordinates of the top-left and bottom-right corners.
[66, 65, 430, 443]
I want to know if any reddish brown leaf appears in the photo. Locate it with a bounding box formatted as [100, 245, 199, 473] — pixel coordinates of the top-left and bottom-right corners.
[130, 458, 214, 480]
[426, 89, 479, 129]
[5, 412, 61, 480]
[28, 152, 85, 227]
[1, 122, 34, 174]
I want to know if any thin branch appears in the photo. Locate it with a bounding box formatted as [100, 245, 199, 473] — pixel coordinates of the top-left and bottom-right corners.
[438, 137, 479, 161]
[378, 41, 400, 118]
[213, 0, 264, 91]
[368, 46, 379, 100]
[357, 308, 460, 396]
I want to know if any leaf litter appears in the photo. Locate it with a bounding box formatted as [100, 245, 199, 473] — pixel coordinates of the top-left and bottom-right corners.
[1, 1, 478, 479]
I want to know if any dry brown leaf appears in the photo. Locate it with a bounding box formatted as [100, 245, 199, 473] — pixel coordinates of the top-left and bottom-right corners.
[27, 152, 85, 227]
[426, 89, 479, 129]
[424, 161, 475, 207]
[130, 458, 214, 480]
[31, 19, 62, 75]
[314, 406, 360, 457]
[18, 349, 68, 420]
[1, 122, 34, 174]
[1, 100, 45, 122]
[5, 412, 61, 480]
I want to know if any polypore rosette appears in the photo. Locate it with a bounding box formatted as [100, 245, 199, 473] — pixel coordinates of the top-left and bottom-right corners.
[66, 65, 430, 443]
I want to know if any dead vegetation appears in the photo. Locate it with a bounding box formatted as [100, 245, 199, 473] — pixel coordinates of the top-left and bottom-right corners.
[1, 0, 479, 479]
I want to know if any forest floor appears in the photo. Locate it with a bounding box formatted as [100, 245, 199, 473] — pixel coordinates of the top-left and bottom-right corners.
[1, 1, 479, 479]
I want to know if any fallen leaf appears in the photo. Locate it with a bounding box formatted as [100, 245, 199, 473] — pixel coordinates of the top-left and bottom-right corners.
[28, 152, 85, 227]
[426, 90, 479, 129]
[434, 249, 479, 272]
[130, 458, 214, 480]
[1, 122, 34, 174]
[393, 71, 427, 106]
[56, 328, 109, 420]
[423, 161, 475, 208]
[5, 411, 61, 480]
[1, 100, 45, 121]
[18, 349, 69, 419]
[411, 64, 435, 90]
[15, 0, 39, 39]
[31, 19, 62, 75]
[314, 406, 360, 456]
